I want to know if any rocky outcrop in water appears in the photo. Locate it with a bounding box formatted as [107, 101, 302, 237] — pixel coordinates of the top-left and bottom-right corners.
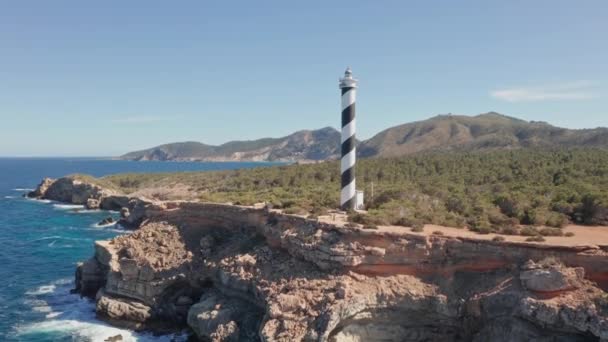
[28, 176, 149, 229]
[28, 177, 117, 205]
[31, 177, 608, 341]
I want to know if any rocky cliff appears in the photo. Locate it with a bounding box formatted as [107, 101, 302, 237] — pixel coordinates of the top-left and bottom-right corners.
[30, 177, 608, 341]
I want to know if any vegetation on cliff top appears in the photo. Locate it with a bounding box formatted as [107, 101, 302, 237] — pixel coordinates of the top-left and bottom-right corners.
[102, 148, 608, 233]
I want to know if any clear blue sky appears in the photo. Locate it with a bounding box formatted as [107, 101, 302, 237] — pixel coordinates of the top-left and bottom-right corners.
[1, 0, 606, 156]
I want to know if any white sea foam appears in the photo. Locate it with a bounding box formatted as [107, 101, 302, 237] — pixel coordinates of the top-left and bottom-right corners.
[12, 188, 34, 191]
[73, 209, 101, 214]
[26, 197, 53, 204]
[45, 311, 62, 318]
[34, 236, 91, 243]
[32, 305, 53, 313]
[25, 285, 56, 296]
[91, 221, 117, 228]
[53, 204, 85, 210]
[15, 278, 187, 342]
[34, 236, 63, 241]
[53, 279, 72, 285]
[98, 228, 128, 234]
[24, 299, 48, 307]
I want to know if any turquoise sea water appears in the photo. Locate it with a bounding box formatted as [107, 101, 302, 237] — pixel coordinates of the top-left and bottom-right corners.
[0, 158, 270, 341]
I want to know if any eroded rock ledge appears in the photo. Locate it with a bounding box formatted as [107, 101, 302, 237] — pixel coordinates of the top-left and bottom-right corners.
[31, 177, 608, 341]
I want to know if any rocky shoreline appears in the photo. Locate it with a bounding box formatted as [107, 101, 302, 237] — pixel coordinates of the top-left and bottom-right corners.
[28, 176, 608, 341]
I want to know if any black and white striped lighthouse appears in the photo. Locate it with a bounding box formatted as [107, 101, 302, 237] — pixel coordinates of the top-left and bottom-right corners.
[339, 67, 358, 211]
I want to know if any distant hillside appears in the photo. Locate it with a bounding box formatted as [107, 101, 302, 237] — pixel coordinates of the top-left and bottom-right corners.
[120, 113, 608, 162]
[120, 127, 341, 162]
[358, 112, 608, 158]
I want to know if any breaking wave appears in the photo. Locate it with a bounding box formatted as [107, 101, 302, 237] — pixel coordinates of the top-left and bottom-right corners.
[14, 279, 187, 342]
[53, 204, 85, 210]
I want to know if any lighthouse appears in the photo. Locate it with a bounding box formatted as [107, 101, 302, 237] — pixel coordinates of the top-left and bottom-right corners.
[339, 67, 358, 211]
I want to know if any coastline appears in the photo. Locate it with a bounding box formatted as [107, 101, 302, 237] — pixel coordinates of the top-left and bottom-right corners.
[27, 175, 608, 341]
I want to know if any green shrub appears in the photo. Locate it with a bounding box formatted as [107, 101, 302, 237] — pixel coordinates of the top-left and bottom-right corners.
[492, 236, 506, 242]
[500, 225, 519, 235]
[469, 218, 494, 234]
[283, 206, 308, 215]
[494, 195, 520, 218]
[411, 225, 424, 232]
[575, 194, 608, 225]
[545, 212, 569, 228]
[393, 217, 423, 229]
[475, 226, 493, 235]
[521, 208, 545, 226]
[564, 232, 575, 237]
[520, 226, 539, 236]
[432, 230, 444, 236]
[348, 211, 367, 224]
[310, 206, 329, 217]
[525, 236, 546, 242]
[539, 227, 563, 236]
[363, 224, 378, 230]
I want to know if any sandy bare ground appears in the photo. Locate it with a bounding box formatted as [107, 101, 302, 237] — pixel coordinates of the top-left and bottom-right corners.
[317, 212, 608, 248]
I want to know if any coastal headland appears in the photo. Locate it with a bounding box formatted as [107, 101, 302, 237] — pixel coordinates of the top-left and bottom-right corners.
[27, 175, 608, 341]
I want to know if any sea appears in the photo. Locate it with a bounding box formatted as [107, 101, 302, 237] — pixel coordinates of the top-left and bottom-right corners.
[0, 158, 271, 342]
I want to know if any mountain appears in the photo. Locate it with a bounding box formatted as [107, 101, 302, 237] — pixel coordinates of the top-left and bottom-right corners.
[120, 127, 341, 162]
[358, 112, 608, 158]
[120, 113, 608, 162]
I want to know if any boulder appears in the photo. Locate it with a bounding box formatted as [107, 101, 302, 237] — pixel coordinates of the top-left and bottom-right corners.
[120, 207, 130, 219]
[187, 292, 240, 342]
[117, 199, 148, 229]
[520, 261, 584, 293]
[97, 217, 115, 226]
[96, 290, 152, 324]
[87, 198, 101, 210]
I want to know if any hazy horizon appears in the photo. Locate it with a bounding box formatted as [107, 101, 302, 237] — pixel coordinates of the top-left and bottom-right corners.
[1, 1, 606, 156]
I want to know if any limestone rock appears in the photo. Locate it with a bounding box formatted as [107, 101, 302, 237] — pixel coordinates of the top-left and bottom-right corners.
[74, 258, 105, 297]
[100, 196, 131, 211]
[520, 261, 584, 293]
[187, 292, 240, 342]
[96, 290, 152, 324]
[104, 334, 123, 342]
[120, 207, 130, 219]
[28, 178, 54, 198]
[87, 198, 101, 210]
[97, 216, 115, 226]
